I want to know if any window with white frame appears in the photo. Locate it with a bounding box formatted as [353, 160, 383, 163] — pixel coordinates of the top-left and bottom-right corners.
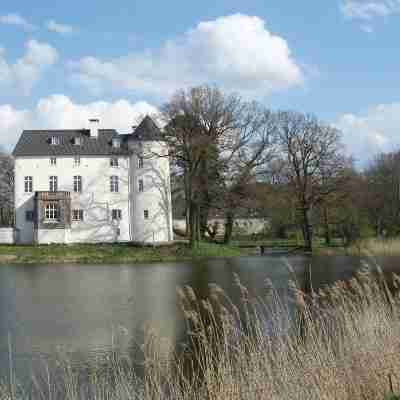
[24, 176, 33, 193]
[138, 156, 144, 168]
[138, 179, 144, 192]
[50, 157, 56, 166]
[50, 136, 60, 145]
[73, 156, 80, 167]
[110, 176, 119, 192]
[110, 157, 119, 167]
[49, 176, 58, 192]
[45, 203, 59, 221]
[144, 209, 149, 219]
[111, 209, 122, 220]
[73, 176, 82, 193]
[72, 209, 84, 221]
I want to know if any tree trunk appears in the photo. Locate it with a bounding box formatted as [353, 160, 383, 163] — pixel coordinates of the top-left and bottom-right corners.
[224, 212, 234, 244]
[301, 206, 313, 252]
[184, 174, 191, 237]
[196, 204, 201, 243]
[189, 201, 197, 248]
[199, 206, 209, 240]
[323, 206, 331, 246]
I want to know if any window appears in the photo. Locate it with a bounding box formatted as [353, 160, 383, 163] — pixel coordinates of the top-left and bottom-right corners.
[144, 209, 149, 219]
[24, 176, 33, 193]
[72, 209, 84, 221]
[25, 211, 34, 221]
[111, 209, 122, 220]
[112, 138, 121, 148]
[50, 157, 56, 166]
[73, 156, 80, 167]
[45, 203, 59, 221]
[110, 176, 119, 192]
[49, 176, 58, 192]
[138, 156, 144, 169]
[73, 176, 82, 193]
[110, 157, 119, 167]
[50, 136, 60, 145]
[74, 137, 81, 146]
[138, 179, 144, 192]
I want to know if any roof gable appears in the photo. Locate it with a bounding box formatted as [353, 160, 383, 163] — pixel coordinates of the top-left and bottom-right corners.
[131, 116, 163, 141]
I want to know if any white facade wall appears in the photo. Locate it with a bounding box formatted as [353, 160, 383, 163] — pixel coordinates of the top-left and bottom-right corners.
[14, 144, 174, 245]
[129, 141, 173, 243]
[15, 156, 131, 244]
[0, 228, 15, 244]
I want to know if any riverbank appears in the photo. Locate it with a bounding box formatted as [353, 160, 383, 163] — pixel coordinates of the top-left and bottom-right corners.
[0, 242, 254, 264]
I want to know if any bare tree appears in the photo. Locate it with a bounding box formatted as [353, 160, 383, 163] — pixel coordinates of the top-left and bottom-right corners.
[221, 106, 278, 243]
[363, 151, 400, 236]
[0, 152, 14, 226]
[274, 111, 349, 251]
[161, 85, 262, 247]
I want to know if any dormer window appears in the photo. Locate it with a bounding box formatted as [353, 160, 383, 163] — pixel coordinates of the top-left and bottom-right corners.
[74, 137, 81, 146]
[112, 138, 121, 148]
[50, 136, 60, 145]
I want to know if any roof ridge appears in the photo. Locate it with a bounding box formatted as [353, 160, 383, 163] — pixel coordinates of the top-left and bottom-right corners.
[22, 129, 118, 134]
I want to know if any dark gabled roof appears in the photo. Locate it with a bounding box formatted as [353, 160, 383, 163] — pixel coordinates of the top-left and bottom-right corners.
[12, 116, 163, 158]
[12, 129, 130, 157]
[131, 115, 163, 141]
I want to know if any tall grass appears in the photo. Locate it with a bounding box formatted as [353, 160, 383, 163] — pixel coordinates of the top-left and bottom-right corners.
[3, 266, 400, 399]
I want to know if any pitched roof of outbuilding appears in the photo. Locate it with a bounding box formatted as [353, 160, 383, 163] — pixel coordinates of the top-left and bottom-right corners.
[12, 116, 163, 157]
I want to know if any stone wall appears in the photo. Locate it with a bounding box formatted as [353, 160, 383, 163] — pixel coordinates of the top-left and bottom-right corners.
[173, 218, 269, 237]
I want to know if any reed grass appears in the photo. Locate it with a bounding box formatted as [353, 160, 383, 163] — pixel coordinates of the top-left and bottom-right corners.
[2, 266, 400, 399]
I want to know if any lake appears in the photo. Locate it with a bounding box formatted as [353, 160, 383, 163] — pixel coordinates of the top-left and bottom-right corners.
[0, 254, 398, 379]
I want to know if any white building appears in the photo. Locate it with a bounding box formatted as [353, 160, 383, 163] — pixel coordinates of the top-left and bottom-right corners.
[12, 116, 173, 244]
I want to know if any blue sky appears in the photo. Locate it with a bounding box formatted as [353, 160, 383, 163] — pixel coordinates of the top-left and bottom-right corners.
[1, 0, 400, 165]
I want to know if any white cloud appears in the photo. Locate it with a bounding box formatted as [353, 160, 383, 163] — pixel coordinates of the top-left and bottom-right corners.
[0, 40, 58, 94]
[335, 102, 400, 166]
[70, 14, 304, 98]
[0, 13, 36, 31]
[0, 104, 29, 149]
[45, 20, 74, 35]
[340, 0, 400, 20]
[0, 95, 158, 151]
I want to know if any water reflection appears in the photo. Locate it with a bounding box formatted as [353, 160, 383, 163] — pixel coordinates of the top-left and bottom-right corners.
[0, 255, 398, 377]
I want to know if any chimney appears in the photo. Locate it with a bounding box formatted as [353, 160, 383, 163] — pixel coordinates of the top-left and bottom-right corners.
[89, 118, 100, 138]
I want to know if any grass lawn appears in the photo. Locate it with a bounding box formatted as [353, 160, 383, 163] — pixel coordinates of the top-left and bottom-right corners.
[232, 237, 344, 250]
[0, 241, 253, 264]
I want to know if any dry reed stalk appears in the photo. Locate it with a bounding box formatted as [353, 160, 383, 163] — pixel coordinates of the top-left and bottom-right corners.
[3, 267, 400, 399]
